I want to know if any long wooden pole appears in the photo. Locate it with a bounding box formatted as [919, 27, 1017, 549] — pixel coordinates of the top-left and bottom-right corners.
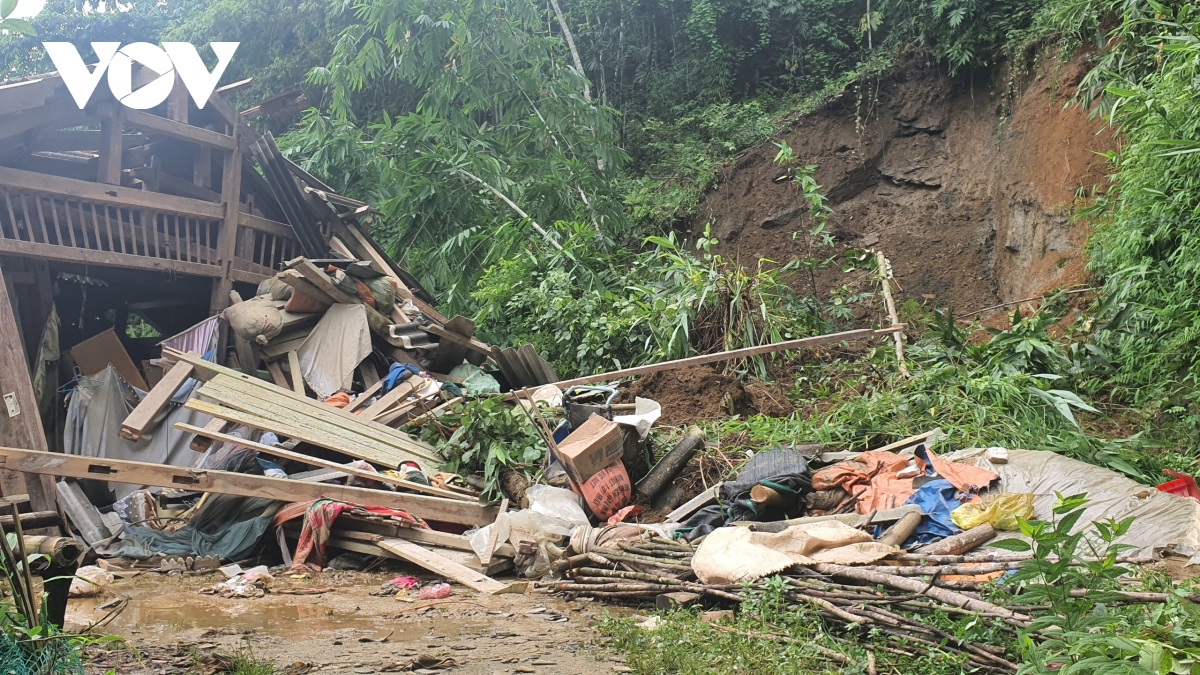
[875, 251, 909, 378]
[0, 446, 496, 527]
[549, 326, 903, 388]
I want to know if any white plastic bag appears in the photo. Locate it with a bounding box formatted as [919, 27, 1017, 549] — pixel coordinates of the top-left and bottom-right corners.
[69, 566, 114, 598]
[469, 486, 589, 579]
[525, 485, 589, 525]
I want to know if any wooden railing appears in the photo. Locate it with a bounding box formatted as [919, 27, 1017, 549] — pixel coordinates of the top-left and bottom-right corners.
[0, 167, 301, 283]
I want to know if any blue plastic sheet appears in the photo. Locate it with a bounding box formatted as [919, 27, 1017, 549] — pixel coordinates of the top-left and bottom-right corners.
[902, 479, 962, 547]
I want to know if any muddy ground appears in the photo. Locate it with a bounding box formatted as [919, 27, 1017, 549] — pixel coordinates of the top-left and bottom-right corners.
[71, 570, 627, 674]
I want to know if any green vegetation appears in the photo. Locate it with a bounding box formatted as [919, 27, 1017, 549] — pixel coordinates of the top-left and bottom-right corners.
[6, 0, 1200, 668]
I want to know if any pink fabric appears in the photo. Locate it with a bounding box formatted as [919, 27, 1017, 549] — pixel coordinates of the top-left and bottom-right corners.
[273, 499, 426, 569]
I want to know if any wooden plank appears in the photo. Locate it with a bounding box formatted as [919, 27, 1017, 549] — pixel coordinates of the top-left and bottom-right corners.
[55, 480, 113, 546]
[408, 397, 462, 424]
[210, 125, 243, 314]
[122, 110, 237, 151]
[361, 376, 422, 420]
[550, 327, 903, 388]
[285, 350, 306, 396]
[28, 130, 145, 153]
[185, 397, 414, 470]
[376, 537, 516, 594]
[0, 446, 496, 527]
[0, 166, 224, 219]
[238, 212, 295, 239]
[313, 531, 514, 576]
[275, 269, 337, 305]
[0, 238, 222, 277]
[119, 361, 194, 441]
[345, 379, 384, 413]
[201, 374, 437, 462]
[97, 103, 123, 185]
[359, 362, 381, 390]
[287, 258, 360, 304]
[0, 265, 58, 515]
[174, 423, 472, 502]
[217, 78, 255, 96]
[339, 516, 512, 558]
[167, 349, 438, 460]
[265, 360, 289, 388]
[665, 483, 721, 523]
[190, 417, 233, 453]
[425, 324, 492, 356]
[479, 497, 509, 566]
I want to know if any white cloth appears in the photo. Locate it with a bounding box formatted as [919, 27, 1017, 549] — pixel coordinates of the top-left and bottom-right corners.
[296, 304, 372, 400]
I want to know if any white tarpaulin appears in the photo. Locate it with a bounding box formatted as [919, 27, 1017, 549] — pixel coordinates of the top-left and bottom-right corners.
[296, 303, 372, 400]
[946, 447, 1200, 562]
[64, 366, 213, 504]
[693, 520, 896, 584]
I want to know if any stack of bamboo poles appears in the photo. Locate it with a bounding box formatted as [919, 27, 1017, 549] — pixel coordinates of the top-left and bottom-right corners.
[550, 541, 1189, 674]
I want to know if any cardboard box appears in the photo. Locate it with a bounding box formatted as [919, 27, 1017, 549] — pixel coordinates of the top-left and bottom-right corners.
[69, 328, 148, 390]
[555, 413, 624, 484]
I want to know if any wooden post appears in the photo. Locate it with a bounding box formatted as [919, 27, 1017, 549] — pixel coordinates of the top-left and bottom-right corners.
[210, 129, 242, 314]
[875, 250, 909, 378]
[97, 103, 123, 186]
[0, 266, 58, 515]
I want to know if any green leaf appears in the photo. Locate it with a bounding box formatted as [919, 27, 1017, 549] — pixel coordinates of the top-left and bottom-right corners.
[0, 0, 16, 19]
[0, 17, 34, 35]
[989, 538, 1032, 551]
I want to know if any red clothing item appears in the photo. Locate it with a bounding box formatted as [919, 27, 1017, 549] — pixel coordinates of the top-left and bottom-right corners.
[273, 499, 426, 569]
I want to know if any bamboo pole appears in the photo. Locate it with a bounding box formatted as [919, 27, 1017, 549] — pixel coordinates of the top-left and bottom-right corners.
[875, 250, 909, 377]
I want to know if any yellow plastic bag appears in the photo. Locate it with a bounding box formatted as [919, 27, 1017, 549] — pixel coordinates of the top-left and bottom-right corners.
[951, 492, 1034, 531]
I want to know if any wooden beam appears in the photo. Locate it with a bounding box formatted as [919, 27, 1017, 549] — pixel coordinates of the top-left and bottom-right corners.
[217, 78, 255, 96]
[344, 379, 384, 413]
[210, 125, 243, 314]
[174, 423, 470, 501]
[130, 167, 221, 203]
[376, 538, 518, 594]
[360, 375, 423, 420]
[286, 350, 305, 396]
[0, 446, 496, 527]
[28, 130, 146, 153]
[339, 516, 512, 558]
[97, 103, 123, 185]
[122, 110, 237, 151]
[189, 417, 233, 453]
[0, 267, 57, 515]
[425, 324, 492, 356]
[238, 212, 295, 239]
[549, 327, 905, 388]
[0, 166, 224, 219]
[311, 531, 514, 576]
[265, 360, 289, 388]
[119, 361, 194, 441]
[0, 239, 222, 277]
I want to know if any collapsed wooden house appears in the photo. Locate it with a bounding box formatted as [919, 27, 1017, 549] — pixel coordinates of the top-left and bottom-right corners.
[0, 68, 476, 519]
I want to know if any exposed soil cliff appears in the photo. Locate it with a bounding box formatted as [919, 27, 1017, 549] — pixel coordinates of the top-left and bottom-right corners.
[696, 52, 1115, 315]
